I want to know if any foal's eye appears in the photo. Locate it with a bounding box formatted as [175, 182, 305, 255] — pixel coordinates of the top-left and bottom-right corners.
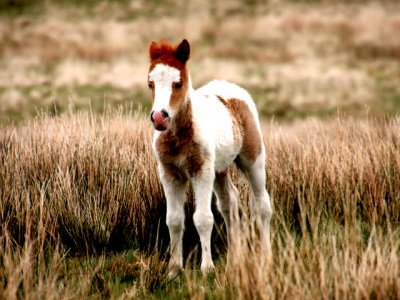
[148, 81, 154, 89]
[173, 82, 183, 89]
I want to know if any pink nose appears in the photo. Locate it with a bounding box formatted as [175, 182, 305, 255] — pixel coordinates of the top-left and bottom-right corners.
[150, 110, 170, 131]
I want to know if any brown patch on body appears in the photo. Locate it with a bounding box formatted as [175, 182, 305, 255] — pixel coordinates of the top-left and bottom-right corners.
[155, 101, 205, 181]
[217, 96, 262, 165]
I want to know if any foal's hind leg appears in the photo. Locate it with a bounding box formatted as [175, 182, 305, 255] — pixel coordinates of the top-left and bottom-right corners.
[240, 152, 272, 253]
[213, 172, 239, 244]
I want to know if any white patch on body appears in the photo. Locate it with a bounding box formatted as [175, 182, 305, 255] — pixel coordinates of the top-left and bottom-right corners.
[149, 64, 181, 116]
[190, 92, 237, 172]
[192, 80, 262, 172]
[197, 80, 262, 133]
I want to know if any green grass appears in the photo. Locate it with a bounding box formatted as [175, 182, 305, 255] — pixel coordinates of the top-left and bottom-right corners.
[0, 85, 151, 125]
[0, 0, 130, 17]
[248, 86, 337, 120]
[373, 66, 400, 117]
[1, 79, 398, 125]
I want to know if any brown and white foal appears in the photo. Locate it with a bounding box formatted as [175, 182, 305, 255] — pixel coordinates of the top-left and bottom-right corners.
[148, 39, 272, 274]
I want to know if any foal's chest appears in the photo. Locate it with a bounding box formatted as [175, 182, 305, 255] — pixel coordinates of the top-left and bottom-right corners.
[155, 131, 205, 179]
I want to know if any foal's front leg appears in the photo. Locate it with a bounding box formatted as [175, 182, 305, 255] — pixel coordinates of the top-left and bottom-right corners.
[161, 174, 186, 276]
[191, 168, 215, 273]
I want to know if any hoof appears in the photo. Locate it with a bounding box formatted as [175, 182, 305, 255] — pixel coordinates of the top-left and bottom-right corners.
[201, 262, 215, 274]
[167, 264, 183, 278]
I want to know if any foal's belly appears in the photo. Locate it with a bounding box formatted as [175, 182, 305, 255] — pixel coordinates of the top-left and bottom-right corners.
[214, 126, 241, 173]
[214, 149, 237, 173]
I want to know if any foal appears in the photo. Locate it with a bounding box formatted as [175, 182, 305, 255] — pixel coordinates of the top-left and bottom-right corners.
[148, 39, 272, 274]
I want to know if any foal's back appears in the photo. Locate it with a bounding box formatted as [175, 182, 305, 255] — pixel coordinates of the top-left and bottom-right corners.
[197, 80, 260, 123]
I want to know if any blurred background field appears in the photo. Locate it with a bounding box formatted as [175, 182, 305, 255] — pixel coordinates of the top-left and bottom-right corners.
[0, 0, 400, 124]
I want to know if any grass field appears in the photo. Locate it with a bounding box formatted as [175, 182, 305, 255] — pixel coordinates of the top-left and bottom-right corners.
[1, 112, 399, 298]
[0, 0, 400, 299]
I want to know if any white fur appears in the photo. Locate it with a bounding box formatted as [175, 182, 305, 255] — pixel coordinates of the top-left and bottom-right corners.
[197, 80, 262, 133]
[149, 64, 181, 117]
[190, 91, 240, 173]
[153, 75, 272, 275]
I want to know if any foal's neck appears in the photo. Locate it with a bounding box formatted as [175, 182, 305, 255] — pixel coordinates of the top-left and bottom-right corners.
[170, 96, 193, 136]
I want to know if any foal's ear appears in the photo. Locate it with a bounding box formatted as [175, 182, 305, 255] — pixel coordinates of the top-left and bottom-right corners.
[175, 39, 190, 63]
[149, 41, 161, 61]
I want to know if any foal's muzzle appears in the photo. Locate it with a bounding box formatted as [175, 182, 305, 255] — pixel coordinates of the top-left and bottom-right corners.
[150, 109, 170, 131]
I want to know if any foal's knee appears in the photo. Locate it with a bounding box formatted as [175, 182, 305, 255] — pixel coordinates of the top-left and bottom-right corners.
[193, 210, 214, 234]
[166, 211, 184, 234]
[252, 193, 272, 223]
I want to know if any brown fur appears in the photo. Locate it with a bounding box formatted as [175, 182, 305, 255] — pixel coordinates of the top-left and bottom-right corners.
[217, 97, 262, 164]
[155, 100, 205, 181]
[148, 40, 188, 74]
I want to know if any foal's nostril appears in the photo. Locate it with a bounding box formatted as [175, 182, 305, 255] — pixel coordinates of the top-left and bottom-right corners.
[161, 110, 169, 119]
[150, 111, 155, 123]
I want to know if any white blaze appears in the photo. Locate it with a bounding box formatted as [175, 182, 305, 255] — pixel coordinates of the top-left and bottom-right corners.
[148, 64, 181, 115]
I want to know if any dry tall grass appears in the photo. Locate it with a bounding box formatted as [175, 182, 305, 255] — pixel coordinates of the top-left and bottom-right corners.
[1, 112, 399, 298]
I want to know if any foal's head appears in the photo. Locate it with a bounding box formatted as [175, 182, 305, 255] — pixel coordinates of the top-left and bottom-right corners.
[148, 39, 191, 131]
